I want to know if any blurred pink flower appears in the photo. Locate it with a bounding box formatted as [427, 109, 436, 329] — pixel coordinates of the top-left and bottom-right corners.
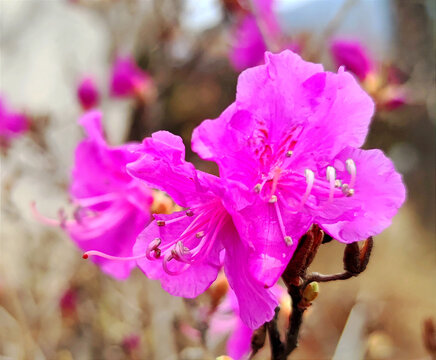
[229, 0, 281, 71]
[330, 39, 373, 81]
[0, 95, 29, 147]
[330, 39, 408, 109]
[77, 76, 99, 110]
[110, 56, 153, 99]
[33, 110, 153, 279]
[192, 50, 406, 288]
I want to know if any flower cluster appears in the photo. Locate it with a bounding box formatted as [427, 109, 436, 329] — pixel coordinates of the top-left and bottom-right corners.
[66, 51, 404, 329]
[76, 55, 155, 111]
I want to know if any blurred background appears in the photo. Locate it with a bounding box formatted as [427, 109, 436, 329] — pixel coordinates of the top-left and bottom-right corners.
[0, 0, 435, 359]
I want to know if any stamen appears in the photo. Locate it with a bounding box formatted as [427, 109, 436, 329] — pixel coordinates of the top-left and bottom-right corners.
[31, 201, 60, 226]
[286, 150, 293, 157]
[300, 169, 315, 207]
[273, 200, 293, 247]
[269, 195, 278, 203]
[271, 167, 281, 195]
[254, 184, 262, 193]
[162, 253, 190, 275]
[284, 236, 293, 246]
[335, 179, 342, 188]
[195, 231, 205, 238]
[82, 250, 147, 261]
[341, 183, 355, 197]
[58, 209, 67, 228]
[186, 209, 194, 217]
[156, 220, 165, 226]
[346, 159, 356, 189]
[326, 166, 336, 202]
[146, 238, 162, 260]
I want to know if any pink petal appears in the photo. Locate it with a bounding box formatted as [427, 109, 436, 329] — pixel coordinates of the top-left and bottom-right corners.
[317, 148, 406, 243]
[134, 212, 222, 297]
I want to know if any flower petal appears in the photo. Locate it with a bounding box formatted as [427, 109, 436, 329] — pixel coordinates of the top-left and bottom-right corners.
[222, 220, 278, 329]
[234, 195, 312, 287]
[68, 202, 148, 280]
[134, 211, 222, 298]
[316, 148, 406, 243]
[128, 131, 217, 208]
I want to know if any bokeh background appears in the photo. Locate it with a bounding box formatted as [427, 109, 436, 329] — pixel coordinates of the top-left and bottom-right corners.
[0, 0, 435, 359]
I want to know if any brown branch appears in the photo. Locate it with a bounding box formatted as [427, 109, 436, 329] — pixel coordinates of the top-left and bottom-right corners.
[266, 307, 286, 360]
[285, 284, 305, 356]
[304, 271, 353, 288]
[249, 324, 267, 359]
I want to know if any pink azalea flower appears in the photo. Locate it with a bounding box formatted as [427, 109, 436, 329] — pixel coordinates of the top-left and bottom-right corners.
[0, 95, 29, 147]
[77, 76, 99, 110]
[33, 110, 153, 279]
[111, 131, 278, 329]
[192, 50, 406, 288]
[229, 0, 281, 71]
[110, 56, 152, 99]
[330, 39, 373, 81]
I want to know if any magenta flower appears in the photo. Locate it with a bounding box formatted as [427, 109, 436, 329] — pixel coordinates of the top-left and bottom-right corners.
[118, 131, 279, 329]
[110, 56, 152, 99]
[330, 39, 373, 81]
[77, 76, 99, 110]
[192, 50, 406, 288]
[33, 110, 153, 279]
[0, 95, 29, 147]
[229, 0, 281, 71]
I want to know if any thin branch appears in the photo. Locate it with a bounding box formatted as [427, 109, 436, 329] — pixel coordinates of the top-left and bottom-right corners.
[304, 271, 354, 288]
[266, 307, 286, 360]
[285, 285, 306, 356]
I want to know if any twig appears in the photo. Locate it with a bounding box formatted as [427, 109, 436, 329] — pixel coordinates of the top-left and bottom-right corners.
[267, 307, 286, 360]
[249, 324, 267, 359]
[285, 285, 305, 356]
[303, 271, 353, 288]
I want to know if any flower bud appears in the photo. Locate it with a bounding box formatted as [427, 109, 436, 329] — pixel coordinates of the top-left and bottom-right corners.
[303, 282, 319, 303]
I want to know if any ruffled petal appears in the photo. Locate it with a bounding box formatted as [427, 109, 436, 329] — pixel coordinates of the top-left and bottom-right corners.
[316, 148, 406, 243]
[72, 111, 142, 199]
[290, 70, 374, 172]
[134, 211, 222, 298]
[128, 131, 217, 208]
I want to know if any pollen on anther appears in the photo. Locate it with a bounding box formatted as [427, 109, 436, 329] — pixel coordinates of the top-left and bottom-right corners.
[286, 150, 293, 157]
[254, 184, 262, 193]
[157, 220, 165, 226]
[284, 236, 293, 246]
[186, 209, 194, 217]
[335, 179, 342, 188]
[269, 195, 277, 203]
[196, 231, 205, 238]
[346, 188, 355, 197]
